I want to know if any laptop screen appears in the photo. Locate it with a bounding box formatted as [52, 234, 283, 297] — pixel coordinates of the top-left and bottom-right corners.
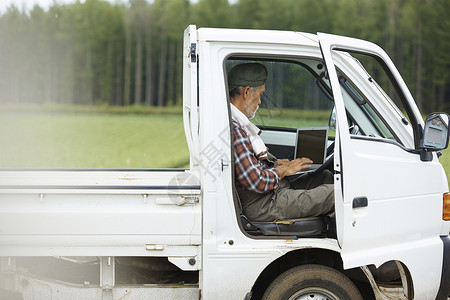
[294, 127, 329, 164]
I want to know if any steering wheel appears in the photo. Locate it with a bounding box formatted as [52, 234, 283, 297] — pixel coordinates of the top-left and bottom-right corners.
[315, 122, 356, 174]
[315, 123, 357, 175]
[313, 140, 334, 174]
[315, 121, 356, 175]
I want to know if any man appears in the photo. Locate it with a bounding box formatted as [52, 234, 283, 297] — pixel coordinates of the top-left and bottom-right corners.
[229, 63, 334, 222]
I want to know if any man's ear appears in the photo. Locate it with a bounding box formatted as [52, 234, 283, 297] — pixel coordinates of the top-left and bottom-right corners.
[241, 86, 251, 100]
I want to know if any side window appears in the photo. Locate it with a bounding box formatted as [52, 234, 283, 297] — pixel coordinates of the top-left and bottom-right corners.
[226, 59, 335, 129]
[339, 75, 398, 140]
[336, 51, 415, 147]
[226, 57, 335, 160]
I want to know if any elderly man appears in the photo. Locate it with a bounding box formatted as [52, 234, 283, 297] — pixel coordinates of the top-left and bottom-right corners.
[229, 63, 334, 222]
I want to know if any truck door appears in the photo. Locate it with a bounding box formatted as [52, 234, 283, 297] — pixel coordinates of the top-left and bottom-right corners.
[318, 33, 445, 280]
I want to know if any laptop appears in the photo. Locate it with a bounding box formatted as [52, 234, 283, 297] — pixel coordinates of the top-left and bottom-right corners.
[290, 126, 329, 175]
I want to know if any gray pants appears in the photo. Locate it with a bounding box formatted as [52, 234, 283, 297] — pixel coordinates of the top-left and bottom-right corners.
[239, 170, 335, 222]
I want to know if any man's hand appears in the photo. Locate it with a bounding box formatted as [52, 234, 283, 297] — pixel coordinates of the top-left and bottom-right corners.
[275, 157, 313, 179]
[277, 159, 290, 166]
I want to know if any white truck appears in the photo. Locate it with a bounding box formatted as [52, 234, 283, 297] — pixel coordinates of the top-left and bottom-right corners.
[0, 25, 449, 300]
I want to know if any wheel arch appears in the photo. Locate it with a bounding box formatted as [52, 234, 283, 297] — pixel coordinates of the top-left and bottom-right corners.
[361, 260, 414, 300]
[249, 247, 414, 300]
[249, 247, 364, 300]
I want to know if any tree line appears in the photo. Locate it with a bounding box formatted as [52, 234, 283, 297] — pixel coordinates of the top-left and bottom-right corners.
[0, 0, 448, 113]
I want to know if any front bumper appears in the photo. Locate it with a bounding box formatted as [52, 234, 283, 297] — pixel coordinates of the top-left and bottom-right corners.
[436, 235, 450, 300]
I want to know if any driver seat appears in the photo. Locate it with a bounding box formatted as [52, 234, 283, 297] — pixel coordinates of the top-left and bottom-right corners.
[241, 214, 330, 238]
[235, 189, 333, 239]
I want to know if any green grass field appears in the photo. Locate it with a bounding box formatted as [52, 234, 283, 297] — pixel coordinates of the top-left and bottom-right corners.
[0, 111, 189, 169]
[1, 108, 449, 188]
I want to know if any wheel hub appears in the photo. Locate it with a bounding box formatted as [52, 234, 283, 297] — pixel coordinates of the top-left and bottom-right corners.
[288, 287, 340, 300]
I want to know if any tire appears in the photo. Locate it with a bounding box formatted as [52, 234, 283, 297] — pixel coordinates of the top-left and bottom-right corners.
[262, 264, 363, 300]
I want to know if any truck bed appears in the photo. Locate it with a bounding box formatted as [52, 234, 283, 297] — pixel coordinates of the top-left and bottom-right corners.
[0, 169, 201, 257]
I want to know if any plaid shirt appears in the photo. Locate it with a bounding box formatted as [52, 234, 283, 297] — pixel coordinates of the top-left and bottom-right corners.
[232, 120, 280, 193]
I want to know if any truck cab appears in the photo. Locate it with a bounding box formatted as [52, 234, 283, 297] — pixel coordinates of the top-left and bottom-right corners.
[186, 25, 450, 299]
[0, 25, 449, 300]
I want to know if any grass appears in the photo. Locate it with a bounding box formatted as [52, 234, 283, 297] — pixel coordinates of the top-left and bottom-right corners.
[440, 148, 450, 188]
[0, 110, 189, 169]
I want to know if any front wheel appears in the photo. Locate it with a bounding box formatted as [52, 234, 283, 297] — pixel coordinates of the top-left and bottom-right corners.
[262, 264, 363, 300]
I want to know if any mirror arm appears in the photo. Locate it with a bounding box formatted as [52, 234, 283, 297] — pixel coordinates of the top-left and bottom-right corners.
[420, 148, 433, 162]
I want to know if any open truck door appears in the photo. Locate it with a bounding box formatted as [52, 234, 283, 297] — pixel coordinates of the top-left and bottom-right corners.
[318, 33, 446, 299]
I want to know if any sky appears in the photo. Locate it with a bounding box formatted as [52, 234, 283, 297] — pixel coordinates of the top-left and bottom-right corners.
[0, 0, 120, 13]
[0, 0, 236, 14]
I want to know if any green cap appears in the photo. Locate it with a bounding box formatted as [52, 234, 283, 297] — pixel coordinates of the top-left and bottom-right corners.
[227, 63, 267, 92]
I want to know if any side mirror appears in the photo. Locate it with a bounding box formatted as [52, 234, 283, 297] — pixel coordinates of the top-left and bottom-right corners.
[421, 113, 450, 151]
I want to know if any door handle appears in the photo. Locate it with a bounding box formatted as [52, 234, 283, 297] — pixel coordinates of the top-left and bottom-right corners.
[353, 197, 368, 208]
